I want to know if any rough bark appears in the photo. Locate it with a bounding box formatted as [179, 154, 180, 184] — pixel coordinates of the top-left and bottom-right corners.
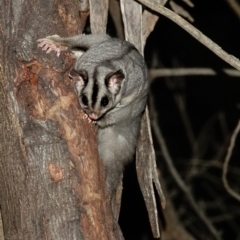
[0, 1, 118, 239]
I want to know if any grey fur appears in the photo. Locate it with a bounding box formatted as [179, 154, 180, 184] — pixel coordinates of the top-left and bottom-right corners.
[38, 34, 149, 195]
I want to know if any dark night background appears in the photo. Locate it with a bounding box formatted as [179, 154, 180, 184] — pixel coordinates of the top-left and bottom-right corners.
[118, 0, 240, 239]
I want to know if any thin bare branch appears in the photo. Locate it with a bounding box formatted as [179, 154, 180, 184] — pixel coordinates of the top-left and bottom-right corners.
[164, 76, 200, 165]
[180, 0, 194, 7]
[222, 120, 240, 201]
[169, 1, 194, 22]
[223, 68, 240, 76]
[149, 68, 240, 79]
[225, 0, 240, 19]
[149, 68, 216, 79]
[150, 95, 221, 240]
[137, 0, 240, 71]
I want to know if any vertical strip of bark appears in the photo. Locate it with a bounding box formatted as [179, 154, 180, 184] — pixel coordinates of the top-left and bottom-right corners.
[89, 0, 109, 33]
[120, 1, 166, 238]
[0, 0, 117, 239]
[120, 0, 143, 54]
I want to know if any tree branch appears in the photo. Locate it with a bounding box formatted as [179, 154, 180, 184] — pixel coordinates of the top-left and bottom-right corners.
[137, 0, 240, 71]
[149, 68, 240, 79]
[150, 95, 221, 240]
[225, 0, 240, 19]
[169, 1, 194, 22]
[222, 120, 240, 202]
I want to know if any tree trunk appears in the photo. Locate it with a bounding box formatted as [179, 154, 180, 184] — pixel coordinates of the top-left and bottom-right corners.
[0, 1, 118, 239]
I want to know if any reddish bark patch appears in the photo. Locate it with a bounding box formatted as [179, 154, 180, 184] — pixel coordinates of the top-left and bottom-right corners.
[48, 163, 64, 182]
[14, 60, 40, 88]
[15, 55, 76, 120]
[15, 53, 117, 240]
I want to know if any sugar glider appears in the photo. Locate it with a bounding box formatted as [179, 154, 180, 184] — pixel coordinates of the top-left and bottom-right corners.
[38, 34, 149, 195]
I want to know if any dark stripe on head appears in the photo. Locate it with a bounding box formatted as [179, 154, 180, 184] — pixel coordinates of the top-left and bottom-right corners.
[92, 69, 99, 107]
